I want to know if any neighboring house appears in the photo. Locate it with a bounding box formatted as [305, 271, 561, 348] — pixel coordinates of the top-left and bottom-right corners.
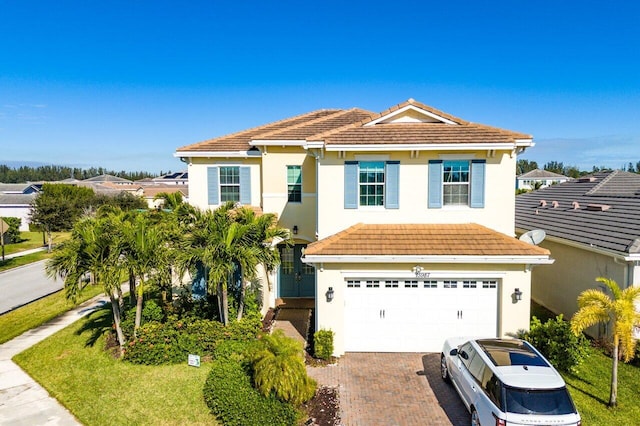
[175, 99, 551, 355]
[516, 168, 570, 191]
[0, 183, 41, 231]
[151, 171, 188, 185]
[141, 185, 189, 209]
[515, 170, 640, 337]
[82, 174, 134, 185]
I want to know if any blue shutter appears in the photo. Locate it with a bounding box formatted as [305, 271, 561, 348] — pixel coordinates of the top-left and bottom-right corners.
[470, 160, 486, 208]
[428, 160, 443, 208]
[344, 161, 358, 209]
[239, 166, 251, 205]
[385, 161, 400, 209]
[207, 167, 219, 205]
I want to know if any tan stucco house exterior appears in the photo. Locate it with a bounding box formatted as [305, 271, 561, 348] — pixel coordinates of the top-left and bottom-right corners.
[516, 170, 640, 338]
[175, 99, 551, 355]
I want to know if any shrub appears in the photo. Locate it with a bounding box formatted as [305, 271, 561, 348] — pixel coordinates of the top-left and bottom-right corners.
[203, 358, 299, 426]
[522, 315, 590, 373]
[123, 316, 262, 365]
[251, 330, 316, 405]
[313, 329, 334, 360]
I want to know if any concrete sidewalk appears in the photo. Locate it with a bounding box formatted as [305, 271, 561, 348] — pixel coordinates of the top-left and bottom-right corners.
[2, 246, 47, 261]
[0, 293, 114, 425]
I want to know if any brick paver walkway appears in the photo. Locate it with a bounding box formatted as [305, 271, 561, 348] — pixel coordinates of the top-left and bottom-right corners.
[307, 352, 470, 425]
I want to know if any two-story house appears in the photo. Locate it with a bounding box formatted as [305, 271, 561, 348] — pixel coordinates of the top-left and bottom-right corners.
[175, 99, 551, 356]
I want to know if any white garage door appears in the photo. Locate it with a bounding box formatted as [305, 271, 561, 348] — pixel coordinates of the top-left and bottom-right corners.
[344, 278, 498, 352]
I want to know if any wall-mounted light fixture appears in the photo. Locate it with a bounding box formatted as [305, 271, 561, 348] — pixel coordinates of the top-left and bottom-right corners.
[326, 286, 334, 302]
[513, 288, 523, 303]
[292, 225, 298, 235]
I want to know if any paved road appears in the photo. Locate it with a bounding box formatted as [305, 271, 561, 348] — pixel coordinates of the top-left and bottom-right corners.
[0, 261, 62, 315]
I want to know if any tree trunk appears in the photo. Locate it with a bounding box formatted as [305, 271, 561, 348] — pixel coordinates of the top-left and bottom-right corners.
[216, 282, 224, 324]
[134, 290, 143, 336]
[610, 335, 619, 407]
[237, 279, 245, 321]
[128, 269, 136, 306]
[47, 230, 53, 253]
[109, 293, 125, 356]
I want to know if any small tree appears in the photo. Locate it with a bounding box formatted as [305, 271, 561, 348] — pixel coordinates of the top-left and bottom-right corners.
[571, 277, 640, 407]
[251, 330, 316, 405]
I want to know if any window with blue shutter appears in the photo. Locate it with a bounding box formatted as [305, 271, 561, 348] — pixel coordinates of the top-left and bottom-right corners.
[207, 167, 219, 205]
[239, 166, 251, 204]
[344, 161, 358, 209]
[385, 161, 400, 209]
[428, 160, 443, 208]
[470, 160, 486, 208]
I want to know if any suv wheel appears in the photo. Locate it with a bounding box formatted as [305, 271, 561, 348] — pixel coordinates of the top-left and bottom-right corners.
[440, 354, 450, 382]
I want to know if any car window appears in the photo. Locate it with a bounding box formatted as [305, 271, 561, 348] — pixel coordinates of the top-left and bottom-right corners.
[482, 370, 503, 410]
[458, 343, 476, 369]
[467, 350, 485, 382]
[504, 387, 576, 415]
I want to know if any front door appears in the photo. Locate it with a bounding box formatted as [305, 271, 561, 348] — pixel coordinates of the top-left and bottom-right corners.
[279, 244, 315, 297]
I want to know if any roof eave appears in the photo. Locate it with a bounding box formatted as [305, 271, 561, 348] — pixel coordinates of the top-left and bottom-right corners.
[324, 143, 520, 152]
[302, 254, 553, 264]
[174, 150, 261, 158]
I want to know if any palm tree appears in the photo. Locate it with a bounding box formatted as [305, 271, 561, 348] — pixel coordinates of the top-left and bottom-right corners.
[153, 191, 183, 211]
[233, 207, 290, 320]
[47, 215, 129, 354]
[121, 212, 171, 333]
[251, 329, 316, 405]
[570, 277, 640, 407]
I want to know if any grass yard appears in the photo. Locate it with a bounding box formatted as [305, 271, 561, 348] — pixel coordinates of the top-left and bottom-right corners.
[13, 307, 217, 426]
[0, 284, 104, 344]
[564, 348, 640, 424]
[3, 231, 69, 255]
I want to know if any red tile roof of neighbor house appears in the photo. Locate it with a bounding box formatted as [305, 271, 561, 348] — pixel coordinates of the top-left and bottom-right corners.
[176, 99, 531, 153]
[304, 223, 550, 257]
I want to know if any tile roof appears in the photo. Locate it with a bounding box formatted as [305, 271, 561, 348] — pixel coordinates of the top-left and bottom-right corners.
[517, 169, 569, 179]
[515, 170, 640, 255]
[83, 174, 133, 183]
[0, 193, 36, 205]
[176, 99, 531, 153]
[142, 186, 189, 198]
[304, 223, 549, 257]
[177, 109, 344, 152]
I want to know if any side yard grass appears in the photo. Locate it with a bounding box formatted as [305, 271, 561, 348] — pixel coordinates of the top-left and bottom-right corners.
[13, 307, 216, 426]
[0, 284, 104, 344]
[3, 231, 69, 255]
[563, 348, 640, 424]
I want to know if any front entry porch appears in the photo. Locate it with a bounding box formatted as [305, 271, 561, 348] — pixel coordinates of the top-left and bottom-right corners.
[278, 244, 315, 298]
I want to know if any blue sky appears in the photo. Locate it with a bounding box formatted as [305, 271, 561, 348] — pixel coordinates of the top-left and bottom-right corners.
[1, 1, 639, 173]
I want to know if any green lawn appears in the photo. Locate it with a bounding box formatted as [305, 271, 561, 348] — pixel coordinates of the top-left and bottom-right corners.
[13, 307, 217, 426]
[0, 283, 104, 344]
[564, 349, 640, 424]
[3, 231, 68, 255]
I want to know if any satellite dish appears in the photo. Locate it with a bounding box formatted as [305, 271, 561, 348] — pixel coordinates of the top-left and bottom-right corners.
[519, 229, 546, 245]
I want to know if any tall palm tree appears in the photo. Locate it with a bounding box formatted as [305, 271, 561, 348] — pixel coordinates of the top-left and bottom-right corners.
[571, 277, 640, 407]
[47, 215, 129, 353]
[121, 212, 171, 333]
[233, 207, 290, 320]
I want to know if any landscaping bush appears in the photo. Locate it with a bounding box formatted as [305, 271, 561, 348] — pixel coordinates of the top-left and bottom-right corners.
[203, 357, 299, 426]
[522, 315, 590, 373]
[313, 329, 334, 360]
[123, 316, 262, 365]
[251, 330, 316, 405]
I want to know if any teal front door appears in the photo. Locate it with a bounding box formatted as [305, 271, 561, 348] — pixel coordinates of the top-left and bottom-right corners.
[279, 244, 315, 297]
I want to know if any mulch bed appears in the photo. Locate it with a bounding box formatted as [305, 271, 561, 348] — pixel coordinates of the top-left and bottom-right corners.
[302, 386, 340, 426]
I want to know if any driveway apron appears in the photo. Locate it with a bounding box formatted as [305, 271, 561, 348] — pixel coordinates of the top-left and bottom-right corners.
[307, 352, 470, 425]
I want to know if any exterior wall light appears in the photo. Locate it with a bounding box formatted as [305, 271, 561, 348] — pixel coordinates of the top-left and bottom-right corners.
[292, 225, 298, 235]
[326, 286, 334, 302]
[513, 288, 523, 303]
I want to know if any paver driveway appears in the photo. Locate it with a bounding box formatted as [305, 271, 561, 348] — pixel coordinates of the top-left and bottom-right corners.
[307, 352, 470, 425]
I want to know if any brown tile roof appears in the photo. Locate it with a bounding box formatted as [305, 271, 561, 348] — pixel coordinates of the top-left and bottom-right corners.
[304, 223, 550, 257]
[252, 108, 375, 140]
[177, 109, 343, 152]
[177, 99, 531, 153]
[142, 186, 189, 198]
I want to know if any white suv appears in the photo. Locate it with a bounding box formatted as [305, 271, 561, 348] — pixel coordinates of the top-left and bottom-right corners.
[441, 338, 581, 426]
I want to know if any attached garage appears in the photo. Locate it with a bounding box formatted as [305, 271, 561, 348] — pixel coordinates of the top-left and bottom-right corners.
[343, 278, 498, 352]
[302, 223, 553, 356]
